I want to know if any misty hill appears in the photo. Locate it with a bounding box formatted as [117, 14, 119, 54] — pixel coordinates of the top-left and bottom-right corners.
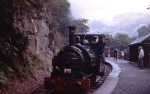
[89, 13, 150, 37]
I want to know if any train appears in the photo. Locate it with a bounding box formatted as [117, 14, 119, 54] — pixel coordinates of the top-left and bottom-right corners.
[44, 33, 111, 94]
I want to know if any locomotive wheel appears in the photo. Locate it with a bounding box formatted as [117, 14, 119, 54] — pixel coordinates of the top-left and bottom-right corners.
[90, 75, 97, 87]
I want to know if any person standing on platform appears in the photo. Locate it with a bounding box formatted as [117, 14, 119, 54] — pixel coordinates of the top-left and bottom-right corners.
[114, 49, 118, 61]
[121, 50, 125, 59]
[138, 46, 144, 68]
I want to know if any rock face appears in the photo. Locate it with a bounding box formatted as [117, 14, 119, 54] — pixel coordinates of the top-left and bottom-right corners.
[0, 0, 71, 93]
[13, 0, 70, 57]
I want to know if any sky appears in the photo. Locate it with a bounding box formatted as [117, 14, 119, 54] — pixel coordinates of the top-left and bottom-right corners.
[68, 0, 150, 37]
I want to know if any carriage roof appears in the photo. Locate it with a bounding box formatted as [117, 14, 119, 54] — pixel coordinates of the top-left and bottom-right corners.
[74, 33, 105, 38]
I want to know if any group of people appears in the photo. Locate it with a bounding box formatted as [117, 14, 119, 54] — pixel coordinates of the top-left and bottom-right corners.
[113, 49, 126, 60]
[113, 46, 145, 69]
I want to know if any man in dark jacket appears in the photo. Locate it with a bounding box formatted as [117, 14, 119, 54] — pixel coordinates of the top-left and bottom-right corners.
[91, 36, 105, 75]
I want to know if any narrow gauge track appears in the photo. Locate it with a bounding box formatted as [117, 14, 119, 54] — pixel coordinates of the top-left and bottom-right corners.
[90, 63, 112, 91]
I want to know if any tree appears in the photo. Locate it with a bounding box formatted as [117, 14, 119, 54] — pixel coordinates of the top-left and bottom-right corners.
[114, 33, 132, 49]
[70, 18, 89, 33]
[137, 25, 150, 37]
[47, 0, 71, 32]
[105, 33, 132, 49]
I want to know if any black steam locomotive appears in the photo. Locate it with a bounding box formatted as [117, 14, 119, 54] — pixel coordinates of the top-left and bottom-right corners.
[44, 33, 109, 94]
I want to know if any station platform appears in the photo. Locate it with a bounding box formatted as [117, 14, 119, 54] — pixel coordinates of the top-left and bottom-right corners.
[93, 58, 150, 94]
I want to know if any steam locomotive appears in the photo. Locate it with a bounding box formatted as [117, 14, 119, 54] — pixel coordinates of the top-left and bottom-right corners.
[44, 33, 110, 94]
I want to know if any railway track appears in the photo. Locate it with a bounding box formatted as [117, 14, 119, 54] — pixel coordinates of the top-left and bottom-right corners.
[89, 63, 112, 93]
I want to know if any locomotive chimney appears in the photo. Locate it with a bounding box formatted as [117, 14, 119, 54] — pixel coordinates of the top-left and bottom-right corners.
[68, 26, 76, 45]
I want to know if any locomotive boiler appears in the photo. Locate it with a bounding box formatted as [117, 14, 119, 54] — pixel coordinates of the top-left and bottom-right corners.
[44, 34, 110, 94]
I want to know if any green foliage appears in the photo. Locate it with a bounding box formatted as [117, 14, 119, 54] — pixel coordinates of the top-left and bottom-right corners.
[0, 28, 30, 83]
[0, 32, 28, 61]
[0, 0, 30, 85]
